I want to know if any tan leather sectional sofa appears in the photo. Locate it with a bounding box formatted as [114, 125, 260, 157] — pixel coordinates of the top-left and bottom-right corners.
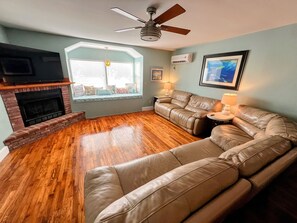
[154, 90, 222, 135]
[84, 105, 297, 223]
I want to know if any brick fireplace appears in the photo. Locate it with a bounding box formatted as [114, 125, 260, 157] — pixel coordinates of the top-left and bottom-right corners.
[0, 80, 85, 150]
[1, 85, 71, 131]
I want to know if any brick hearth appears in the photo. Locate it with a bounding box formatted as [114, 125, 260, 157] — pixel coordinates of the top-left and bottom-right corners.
[4, 112, 85, 151]
[0, 81, 86, 151]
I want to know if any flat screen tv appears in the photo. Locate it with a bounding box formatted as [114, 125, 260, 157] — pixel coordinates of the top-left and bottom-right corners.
[0, 43, 64, 85]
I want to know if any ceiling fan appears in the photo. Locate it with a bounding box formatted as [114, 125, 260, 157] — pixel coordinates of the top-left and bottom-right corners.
[111, 4, 190, 42]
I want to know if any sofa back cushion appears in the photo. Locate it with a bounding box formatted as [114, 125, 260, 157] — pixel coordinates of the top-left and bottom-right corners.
[266, 116, 297, 146]
[114, 151, 181, 194]
[219, 135, 292, 177]
[95, 158, 238, 223]
[171, 90, 192, 108]
[235, 105, 278, 130]
[185, 95, 222, 113]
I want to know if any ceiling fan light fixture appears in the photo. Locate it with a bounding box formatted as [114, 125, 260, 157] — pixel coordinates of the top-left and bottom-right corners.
[140, 26, 161, 41]
[111, 4, 190, 41]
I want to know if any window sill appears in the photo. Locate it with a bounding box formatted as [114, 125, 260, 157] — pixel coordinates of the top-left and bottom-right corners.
[72, 93, 143, 102]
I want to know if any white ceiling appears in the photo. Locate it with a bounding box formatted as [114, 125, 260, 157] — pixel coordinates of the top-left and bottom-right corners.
[0, 0, 297, 51]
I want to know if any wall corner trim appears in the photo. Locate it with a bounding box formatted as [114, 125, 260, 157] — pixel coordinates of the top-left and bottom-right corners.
[0, 146, 9, 162]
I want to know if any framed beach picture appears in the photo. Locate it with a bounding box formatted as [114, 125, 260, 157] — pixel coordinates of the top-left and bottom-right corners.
[199, 50, 249, 90]
[151, 68, 163, 81]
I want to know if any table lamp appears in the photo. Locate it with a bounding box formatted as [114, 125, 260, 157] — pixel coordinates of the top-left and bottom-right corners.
[221, 93, 237, 115]
[164, 82, 172, 96]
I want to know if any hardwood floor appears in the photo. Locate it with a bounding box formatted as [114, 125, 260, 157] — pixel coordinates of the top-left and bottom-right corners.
[0, 111, 200, 223]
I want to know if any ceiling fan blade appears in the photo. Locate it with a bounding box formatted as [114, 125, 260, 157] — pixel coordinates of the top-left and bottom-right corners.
[111, 7, 146, 23]
[115, 27, 142, 33]
[154, 4, 186, 25]
[161, 25, 190, 35]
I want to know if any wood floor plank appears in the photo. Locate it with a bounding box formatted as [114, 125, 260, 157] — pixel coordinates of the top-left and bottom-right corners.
[0, 111, 200, 222]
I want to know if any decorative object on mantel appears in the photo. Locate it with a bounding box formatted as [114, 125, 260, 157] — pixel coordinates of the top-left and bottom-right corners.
[221, 93, 237, 115]
[151, 67, 163, 81]
[164, 82, 172, 96]
[199, 50, 249, 90]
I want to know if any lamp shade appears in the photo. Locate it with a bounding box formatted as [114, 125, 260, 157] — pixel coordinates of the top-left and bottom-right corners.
[221, 93, 237, 106]
[164, 82, 172, 90]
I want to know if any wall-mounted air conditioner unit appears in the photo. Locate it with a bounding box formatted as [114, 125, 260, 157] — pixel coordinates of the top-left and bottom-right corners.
[171, 53, 193, 64]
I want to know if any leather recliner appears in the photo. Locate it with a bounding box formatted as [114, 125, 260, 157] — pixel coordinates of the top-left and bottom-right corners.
[155, 90, 222, 135]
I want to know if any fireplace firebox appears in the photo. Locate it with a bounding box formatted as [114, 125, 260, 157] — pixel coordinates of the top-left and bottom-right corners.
[16, 89, 65, 127]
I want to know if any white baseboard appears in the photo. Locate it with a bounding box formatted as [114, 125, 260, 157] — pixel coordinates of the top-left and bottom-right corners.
[0, 146, 9, 162]
[142, 106, 154, 111]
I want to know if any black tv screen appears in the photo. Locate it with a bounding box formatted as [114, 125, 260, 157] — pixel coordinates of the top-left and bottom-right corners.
[0, 43, 64, 84]
[1, 58, 33, 75]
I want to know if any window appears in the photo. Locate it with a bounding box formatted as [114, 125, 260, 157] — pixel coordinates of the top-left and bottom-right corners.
[66, 42, 143, 101]
[106, 62, 134, 88]
[70, 60, 106, 88]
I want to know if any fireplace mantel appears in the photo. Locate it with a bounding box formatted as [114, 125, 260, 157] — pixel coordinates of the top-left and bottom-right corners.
[0, 78, 73, 91]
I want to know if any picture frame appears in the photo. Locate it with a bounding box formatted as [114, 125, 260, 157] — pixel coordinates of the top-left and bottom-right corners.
[151, 67, 163, 81]
[199, 50, 249, 90]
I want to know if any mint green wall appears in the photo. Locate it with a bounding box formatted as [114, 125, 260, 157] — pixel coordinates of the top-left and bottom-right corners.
[173, 24, 297, 121]
[68, 48, 134, 63]
[6, 28, 171, 118]
[0, 26, 13, 149]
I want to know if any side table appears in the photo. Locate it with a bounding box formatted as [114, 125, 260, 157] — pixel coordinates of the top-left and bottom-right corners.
[207, 112, 234, 132]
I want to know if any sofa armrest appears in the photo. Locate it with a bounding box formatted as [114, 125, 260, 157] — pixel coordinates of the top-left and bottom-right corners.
[157, 97, 172, 103]
[84, 166, 124, 223]
[191, 110, 208, 118]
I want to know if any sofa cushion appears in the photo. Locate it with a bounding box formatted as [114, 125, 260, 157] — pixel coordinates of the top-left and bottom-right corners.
[114, 151, 181, 194]
[95, 158, 238, 223]
[155, 102, 181, 119]
[171, 90, 192, 108]
[170, 109, 196, 129]
[185, 95, 222, 113]
[219, 135, 292, 177]
[266, 116, 297, 146]
[210, 125, 253, 151]
[84, 166, 124, 223]
[170, 138, 224, 165]
[235, 105, 278, 130]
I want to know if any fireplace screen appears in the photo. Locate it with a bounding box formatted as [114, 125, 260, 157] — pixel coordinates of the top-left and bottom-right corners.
[16, 89, 65, 127]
